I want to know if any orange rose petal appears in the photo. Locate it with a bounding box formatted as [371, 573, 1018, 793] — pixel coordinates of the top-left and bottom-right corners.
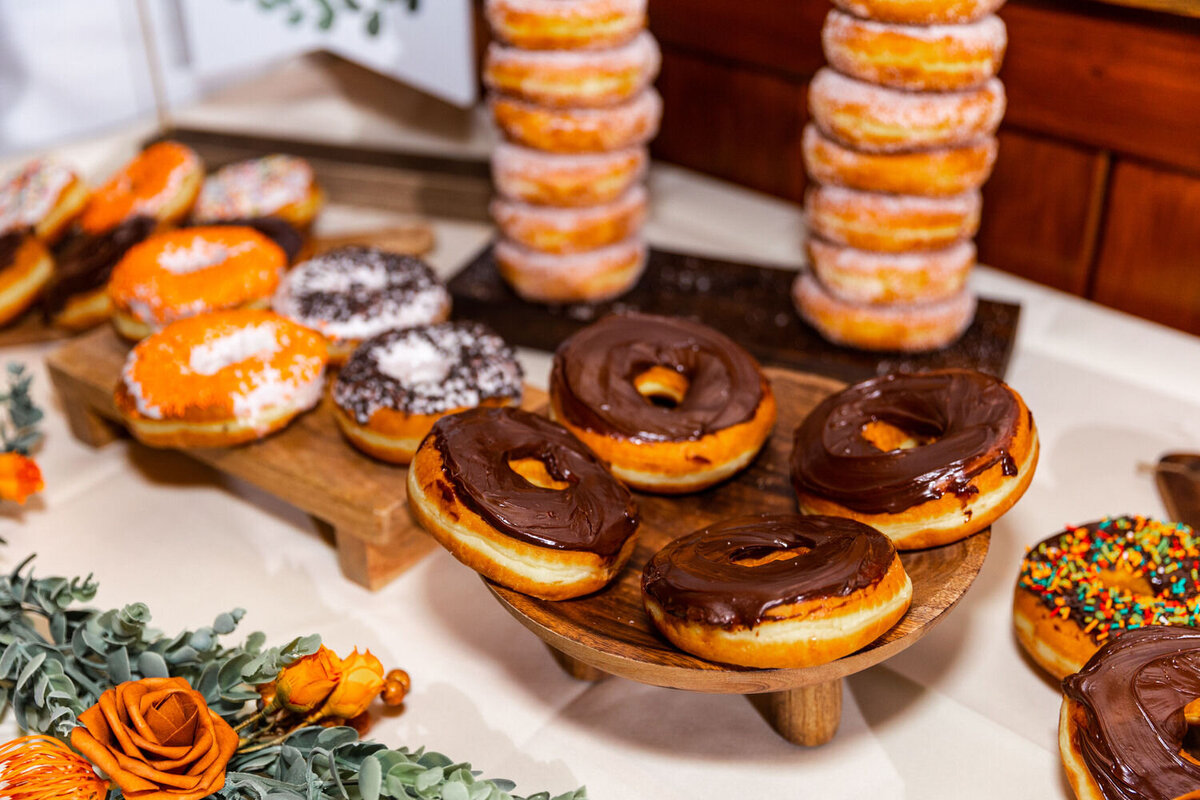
[98, 692, 147, 760]
[70, 728, 159, 794]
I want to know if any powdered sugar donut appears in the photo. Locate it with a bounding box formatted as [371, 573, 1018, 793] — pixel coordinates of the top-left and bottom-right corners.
[495, 236, 646, 303]
[807, 238, 974, 305]
[809, 69, 1005, 153]
[0, 158, 89, 243]
[115, 309, 327, 447]
[108, 226, 287, 340]
[832, 0, 1005, 24]
[823, 11, 1006, 91]
[806, 184, 981, 253]
[491, 185, 646, 254]
[793, 272, 976, 352]
[485, 32, 660, 108]
[490, 89, 662, 153]
[803, 125, 997, 197]
[80, 142, 203, 234]
[272, 247, 451, 363]
[333, 322, 524, 464]
[485, 0, 647, 50]
[193, 155, 323, 229]
[492, 143, 646, 207]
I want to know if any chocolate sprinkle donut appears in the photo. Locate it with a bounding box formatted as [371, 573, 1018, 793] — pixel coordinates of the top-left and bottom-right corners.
[334, 322, 523, 423]
[43, 216, 156, 317]
[272, 246, 451, 343]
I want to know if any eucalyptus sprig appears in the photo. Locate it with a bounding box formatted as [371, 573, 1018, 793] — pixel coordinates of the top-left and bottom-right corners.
[240, 0, 420, 37]
[0, 363, 42, 456]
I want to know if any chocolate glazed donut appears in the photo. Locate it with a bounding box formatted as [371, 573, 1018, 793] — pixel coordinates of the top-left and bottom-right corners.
[1060, 626, 1200, 800]
[641, 514, 911, 668]
[43, 216, 156, 322]
[792, 369, 1038, 549]
[549, 312, 777, 493]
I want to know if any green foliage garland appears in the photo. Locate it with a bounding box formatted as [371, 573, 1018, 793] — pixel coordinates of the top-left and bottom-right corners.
[1, 363, 43, 455]
[238, 0, 421, 37]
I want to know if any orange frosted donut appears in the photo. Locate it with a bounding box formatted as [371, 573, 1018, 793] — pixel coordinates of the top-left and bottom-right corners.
[484, 32, 660, 108]
[809, 68, 1005, 153]
[115, 309, 327, 448]
[0, 159, 89, 243]
[832, 0, 1005, 24]
[495, 236, 646, 303]
[80, 142, 203, 234]
[108, 226, 287, 340]
[192, 155, 323, 229]
[808, 237, 974, 305]
[0, 232, 53, 327]
[802, 125, 997, 197]
[806, 184, 981, 253]
[823, 11, 1007, 91]
[492, 143, 646, 207]
[491, 185, 646, 254]
[793, 271, 976, 352]
[485, 0, 646, 50]
[490, 89, 662, 153]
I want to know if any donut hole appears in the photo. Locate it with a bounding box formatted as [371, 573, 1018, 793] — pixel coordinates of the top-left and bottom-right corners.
[861, 420, 936, 452]
[509, 457, 570, 491]
[1096, 570, 1156, 598]
[731, 545, 811, 568]
[634, 366, 690, 409]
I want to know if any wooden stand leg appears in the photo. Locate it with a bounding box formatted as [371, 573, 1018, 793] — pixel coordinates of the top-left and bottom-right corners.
[332, 523, 437, 591]
[747, 679, 842, 746]
[48, 374, 121, 447]
[546, 645, 608, 682]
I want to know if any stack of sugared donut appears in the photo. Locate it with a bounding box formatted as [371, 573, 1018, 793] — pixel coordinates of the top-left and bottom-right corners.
[484, 0, 661, 304]
[795, 0, 1008, 352]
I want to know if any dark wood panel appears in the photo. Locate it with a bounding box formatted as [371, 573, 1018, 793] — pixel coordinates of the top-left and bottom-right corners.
[649, 0, 826, 79]
[1002, 3, 1200, 174]
[977, 130, 1108, 294]
[654, 49, 809, 202]
[1091, 160, 1200, 335]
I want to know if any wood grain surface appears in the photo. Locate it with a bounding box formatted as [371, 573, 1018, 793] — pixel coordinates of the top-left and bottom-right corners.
[487, 368, 992, 695]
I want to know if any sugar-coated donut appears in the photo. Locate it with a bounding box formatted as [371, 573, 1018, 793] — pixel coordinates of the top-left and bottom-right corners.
[492, 143, 647, 207]
[806, 184, 981, 253]
[108, 226, 287, 340]
[484, 32, 660, 109]
[792, 369, 1038, 550]
[333, 322, 524, 464]
[802, 125, 997, 198]
[642, 515, 912, 668]
[494, 235, 646, 303]
[408, 406, 640, 600]
[44, 217, 156, 330]
[550, 312, 777, 494]
[0, 159, 89, 243]
[272, 247, 452, 363]
[79, 142, 203, 234]
[115, 309, 327, 448]
[807, 237, 974, 305]
[491, 185, 646, 254]
[1059, 626, 1200, 800]
[823, 11, 1007, 91]
[1014, 516, 1200, 681]
[832, 0, 1005, 25]
[192, 154, 323, 229]
[490, 89, 662, 153]
[0, 232, 53, 327]
[485, 0, 647, 50]
[809, 68, 1005, 153]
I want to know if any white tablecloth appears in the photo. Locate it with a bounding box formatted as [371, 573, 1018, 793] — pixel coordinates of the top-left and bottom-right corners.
[3, 80, 1200, 800]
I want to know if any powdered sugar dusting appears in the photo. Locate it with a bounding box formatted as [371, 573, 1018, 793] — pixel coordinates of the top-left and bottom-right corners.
[0, 159, 74, 234]
[812, 184, 982, 216]
[810, 68, 1005, 130]
[824, 9, 1006, 48]
[487, 30, 658, 70]
[488, 0, 645, 17]
[492, 184, 646, 231]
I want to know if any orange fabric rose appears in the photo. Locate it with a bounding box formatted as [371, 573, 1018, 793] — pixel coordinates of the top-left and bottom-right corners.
[318, 649, 384, 720]
[274, 646, 343, 713]
[0, 453, 42, 504]
[69, 677, 238, 800]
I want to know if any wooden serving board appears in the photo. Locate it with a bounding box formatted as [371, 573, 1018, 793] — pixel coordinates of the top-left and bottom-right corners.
[449, 245, 1021, 383]
[45, 324, 546, 591]
[486, 367, 991, 745]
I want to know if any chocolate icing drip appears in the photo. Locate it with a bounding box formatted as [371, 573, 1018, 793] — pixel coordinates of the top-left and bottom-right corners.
[43, 216, 155, 316]
[550, 312, 764, 442]
[0, 230, 23, 270]
[430, 407, 638, 558]
[642, 514, 896, 627]
[1063, 626, 1200, 800]
[189, 217, 303, 263]
[791, 370, 1022, 514]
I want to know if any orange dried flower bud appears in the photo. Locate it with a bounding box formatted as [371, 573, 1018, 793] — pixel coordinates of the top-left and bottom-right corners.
[0, 453, 42, 504]
[319, 649, 384, 719]
[275, 646, 343, 713]
[381, 668, 411, 707]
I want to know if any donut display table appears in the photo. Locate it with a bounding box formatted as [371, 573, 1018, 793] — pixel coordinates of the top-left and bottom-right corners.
[487, 367, 990, 746]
